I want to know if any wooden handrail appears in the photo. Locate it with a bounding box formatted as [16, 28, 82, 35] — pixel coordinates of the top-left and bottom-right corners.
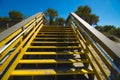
[0, 12, 48, 76]
[66, 12, 120, 80]
[67, 12, 120, 62]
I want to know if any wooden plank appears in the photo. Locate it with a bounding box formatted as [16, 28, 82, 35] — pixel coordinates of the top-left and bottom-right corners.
[29, 46, 81, 49]
[57, 68, 94, 75]
[40, 30, 73, 32]
[37, 34, 76, 36]
[38, 31, 74, 34]
[31, 41, 79, 44]
[19, 59, 88, 64]
[11, 69, 56, 76]
[43, 25, 70, 28]
[41, 28, 71, 29]
[34, 37, 76, 40]
[24, 52, 84, 55]
[11, 69, 94, 76]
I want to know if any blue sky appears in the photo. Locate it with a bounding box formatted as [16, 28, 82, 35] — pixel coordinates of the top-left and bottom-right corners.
[0, 0, 120, 27]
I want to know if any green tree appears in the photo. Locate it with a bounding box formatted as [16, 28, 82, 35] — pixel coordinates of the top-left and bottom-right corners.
[103, 25, 115, 32]
[75, 5, 99, 25]
[9, 11, 23, 24]
[45, 8, 58, 25]
[55, 17, 65, 26]
[95, 25, 103, 31]
[95, 25, 115, 32]
[0, 17, 10, 28]
[109, 28, 120, 37]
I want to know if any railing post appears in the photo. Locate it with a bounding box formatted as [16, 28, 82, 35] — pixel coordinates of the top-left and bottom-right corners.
[22, 26, 25, 38]
[35, 17, 38, 26]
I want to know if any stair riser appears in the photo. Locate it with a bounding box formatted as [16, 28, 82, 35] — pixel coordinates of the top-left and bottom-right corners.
[15, 64, 86, 69]
[22, 55, 74, 59]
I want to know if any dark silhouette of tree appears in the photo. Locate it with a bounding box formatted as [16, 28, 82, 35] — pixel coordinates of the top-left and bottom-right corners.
[109, 28, 120, 37]
[0, 11, 24, 33]
[9, 11, 23, 24]
[95, 25, 115, 32]
[75, 5, 99, 25]
[45, 8, 58, 25]
[55, 17, 65, 26]
[95, 25, 120, 38]
[102, 25, 116, 31]
[95, 25, 103, 31]
[0, 17, 11, 28]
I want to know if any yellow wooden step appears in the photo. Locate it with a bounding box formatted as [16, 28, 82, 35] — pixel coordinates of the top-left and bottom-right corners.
[37, 34, 76, 36]
[41, 28, 71, 30]
[24, 52, 84, 55]
[38, 32, 74, 34]
[42, 26, 71, 29]
[31, 41, 79, 44]
[11, 69, 94, 76]
[34, 38, 77, 42]
[40, 30, 73, 32]
[29, 46, 81, 49]
[43, 26, 70, 28]
[19, 59, 88, 64]
[34, 37, 77, 40]
[11, 69, 56, 76]
[28, 46, 81, 52]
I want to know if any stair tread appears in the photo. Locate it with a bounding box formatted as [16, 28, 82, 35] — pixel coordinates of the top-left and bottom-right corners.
[29, 46, 81, 48]
[41, 28, 72, 30]
[32, 41, 79, 44]
[37, 35, 76, 36]
[43, 26, 70, 27]
[40, 30, 73, 31]
[35, 38, 76, 39]
[19, 59, 88, 64]
[39, 32, 74, 33]
[25, 52, 83, 55]
[11, 69, 94, 76]
[43, 27, 70, 28]
[41, 27, 71, 28]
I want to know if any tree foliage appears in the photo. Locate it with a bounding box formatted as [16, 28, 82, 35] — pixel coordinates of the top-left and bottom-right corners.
[0, 11, 23, 30]
[45, 8, 58, 25]
[95, 25, 115, 32]
[75, 5, 99, 25]
[55, 17, 65, 26]
[0, 17, 10, 21]
[9, 11, 23, 24]
[109, 28, 120, 37]
[0, 17, 11, 28]
[95, 25, 120, 38]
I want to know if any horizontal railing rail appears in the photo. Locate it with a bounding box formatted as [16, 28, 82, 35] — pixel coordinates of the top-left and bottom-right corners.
[0, 12, 48, 76]
[66, 12, 120, 80]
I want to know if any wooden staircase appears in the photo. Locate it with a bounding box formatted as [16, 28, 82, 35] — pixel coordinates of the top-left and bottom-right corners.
[9, 26, 94, 80]
[1, 12, 120, 80]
